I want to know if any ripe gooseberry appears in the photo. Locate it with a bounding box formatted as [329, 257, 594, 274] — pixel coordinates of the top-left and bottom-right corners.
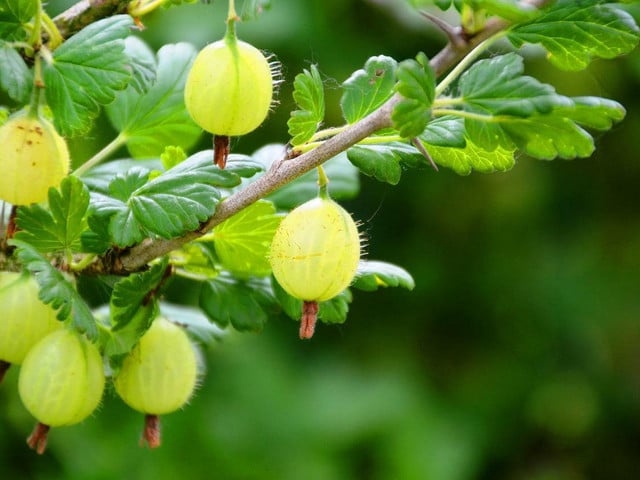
[184, 14, 275, 168]
[269, 180, 361, 339]
[0, 110, 69, 205]
[113, 317, 198, 448]
[0, 272, 62, 383]
[18, 329, 105, 454]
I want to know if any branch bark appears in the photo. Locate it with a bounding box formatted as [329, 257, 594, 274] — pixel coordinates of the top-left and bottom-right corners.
[53, 1, 130, 38]
[66, 0, 552, 275]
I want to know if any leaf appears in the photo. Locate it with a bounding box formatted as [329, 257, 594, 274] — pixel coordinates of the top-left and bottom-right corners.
[421, 116, 466, 148]
[392, 52, 436, 138]
[459, 53, 569, 117]
[554, 96, 626, 130]
[103, 301, 157, 362]
[287, 65, 325, 146]
[347, 142, 426, 185]
[15, 176, 90, 254]
[170, 242, 220, 279]
[422, 135, 515, 175]
[123, 36, 156, 94]
[0, 0, 35, 39]
[508, 0, 640, 71]
[0, 44, 31, 102]
[43, 15, 133, 136]
[474, 0, 540, 23]
[10, 240, 97, 339]
[90, 151, 261, 247]
[159, 302, 226, 344]
[80, 158, 162, 194]
[266, 151, 360, 209]
[199, 275, 275, 332]
[240, 0, 271, 20]
[352, 260, 415, 292]
[161, 145, 188, 170]
[106, 42, 202, 157]
[205, 200, 282, 277]
[500, 115, 594, 160]
[271, 277, 352, 325]
[340, 55, 398, 124]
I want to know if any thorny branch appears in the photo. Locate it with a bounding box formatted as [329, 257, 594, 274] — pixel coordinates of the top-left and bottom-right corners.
[40, 0, 551, 275]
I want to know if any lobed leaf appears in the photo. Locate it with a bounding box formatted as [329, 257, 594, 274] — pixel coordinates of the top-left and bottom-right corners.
[0, 0, 35, 40]
[15, 176, 90, 254]
[392, 52, 435, 138]
[10, 240, 98, 339]
[423, 135, 515, 175]
[341, 55, 398, 124]
[199, 275, 275, 332]
[287, 65, 325, 146]
[421, 116, 467, 148]
[43, 15, 133, 136]
[0, 44, 31, 102]
[352, 260, 416, 291]
[205, 200, 283, 278]
[508, 0, 640, 71]
[106, 42, 201, 157]
[347, 142, 427, 185]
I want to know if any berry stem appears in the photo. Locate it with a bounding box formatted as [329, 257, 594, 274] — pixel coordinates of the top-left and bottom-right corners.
[317, 166, 329, 199]
[141, 414, 161, 448]
[26, 422, 50, 454]
[300, 301, 319, 339]
[0, 360, 10, 384]
[225, 0, 239, 42]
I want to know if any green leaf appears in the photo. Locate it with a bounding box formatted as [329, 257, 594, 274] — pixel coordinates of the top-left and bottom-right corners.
[0, 0, 35, 39]
[102, 301, 157, 362]
[199, 275, 275, 332]
[106, 42, 202, 157]
[0, 43, 31, 102]
[501, 115, 594, 160]
[347, 142, 426, 185]
[240, 0, 271, 20]
[271, 277, 352, 325]
[170, 242, 220, 279]
[123, 36, 156, 94]
[265, 151, 360, 209]
[423, 135, 515, 175]
[80, 158, 162, 194]
[90, 151, 261, 247]
[287, 65, 325, 146]
[10, 240, 97, 339]
[341, 55, 398, 124]
[392, 52, 435, 138]
[554, 96, 626, 130]
[43, 15, 133, 136]
[473, 0, 540, 22]
[205, 200, 282, 278]
[459, 53, 569, 117]
[352, 260, 415, 292]
[508, 0, 640, 71]
[159, 302, 225, 344]
[421, 116, 466, 148]
[161, 145, 188, 170]
[15, 176, 90, 254]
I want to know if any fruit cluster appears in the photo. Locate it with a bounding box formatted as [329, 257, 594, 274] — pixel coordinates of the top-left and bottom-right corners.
[0, 273, 198, 453]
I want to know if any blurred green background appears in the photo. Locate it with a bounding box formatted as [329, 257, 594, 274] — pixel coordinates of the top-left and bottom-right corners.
[2, 1, 640, 479]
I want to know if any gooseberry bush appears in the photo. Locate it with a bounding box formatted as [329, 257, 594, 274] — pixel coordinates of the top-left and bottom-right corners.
[0, 0, 638, 453]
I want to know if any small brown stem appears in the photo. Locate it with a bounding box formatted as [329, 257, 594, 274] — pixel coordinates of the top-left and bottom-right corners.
[0, 360, 11, 383]
[26, 422, 50, 454]
[213, 135, 230, 169]
[5, 205, 18, 241]
[140, 414, 161, 448]
[300, 301, 319, 339]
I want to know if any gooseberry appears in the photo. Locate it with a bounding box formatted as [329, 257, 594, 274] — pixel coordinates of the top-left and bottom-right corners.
[269, 194, 361, 338]
[18, 329, 105, 454]
[0, 272, 62, 383]
[0, 111, 70, 205]
[113, 317, 198, 448]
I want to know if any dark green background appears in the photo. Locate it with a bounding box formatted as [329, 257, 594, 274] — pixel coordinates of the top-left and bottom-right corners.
[1, 1, 639, 478]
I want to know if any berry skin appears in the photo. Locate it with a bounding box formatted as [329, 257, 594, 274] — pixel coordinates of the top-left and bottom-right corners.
[269, 196, 361, 303]
[114, 317, 197, 416]
[184, 39, 273, 137]
[18, 329, 105, 428]
[0, 111, 69, 205]
[0, 272, 62, 366]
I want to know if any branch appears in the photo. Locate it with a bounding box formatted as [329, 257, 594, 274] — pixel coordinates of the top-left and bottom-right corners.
[53, 1, 130, 39]
[81, 0, 552, 275]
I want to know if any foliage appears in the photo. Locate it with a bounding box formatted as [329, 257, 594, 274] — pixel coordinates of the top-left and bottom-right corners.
[1, 0, 639, 477]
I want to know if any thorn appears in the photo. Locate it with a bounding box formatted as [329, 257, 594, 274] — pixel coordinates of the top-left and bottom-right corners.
[412, 137, 439, 172]
[419, 11, 468, 50]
